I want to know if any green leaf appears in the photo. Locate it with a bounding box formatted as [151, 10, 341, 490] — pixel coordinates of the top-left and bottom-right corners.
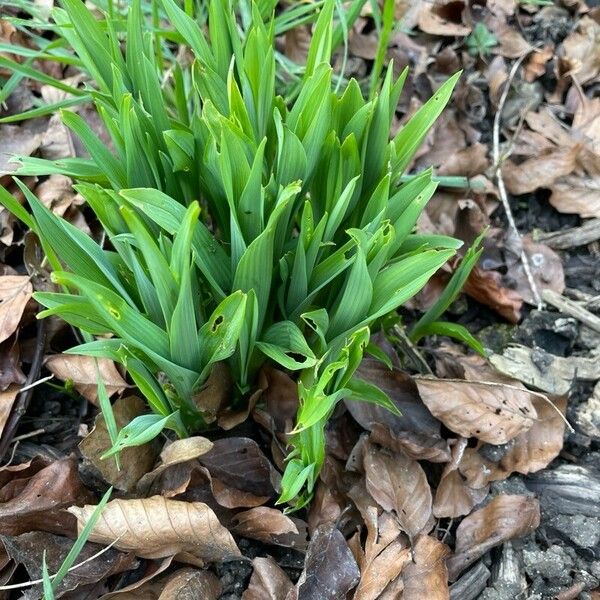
[257, 321, 318, 370]
[413, 321, 486, 356]
[101, 413, 173, 457]
[345, 376, 400, 414]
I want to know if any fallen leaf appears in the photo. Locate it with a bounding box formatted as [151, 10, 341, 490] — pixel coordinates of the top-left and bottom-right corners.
[0, 457, 94, 537]
[0, 276, 32, 344]
[80, 396, 160, 492]
[549, 175, 600, 218]
[35, 174, 81, 217]
[418, 2, 471, 36]
[433, 438, 489, 518]
[446, 494, 540, 580]
[242, 557, 294, 600]
[231, 507, 306, 550]
[1, 531, 136, 599]
[98, 556, 175, 599]
[68, 496, 241, 565]
[0, 121, 47, 180]
[363, 440, 432, 538]
[560, 16, 600, 85]
[492, 23, 532, 59]
[0, 336, 26, 390]
[523, 46, 554, 81]
[294, 524, 360, 600]
[136, 436, 213, 496]
[402, 535, 451, 600]
[191, 361, 232, 424]
[414, 377, 538, 444]
[199, 437, 277, 501]
[45, 354, 128, 405]
[463, 266, 523, 323]
[502, 146, 579, 195]
[0, 384, 19, 440]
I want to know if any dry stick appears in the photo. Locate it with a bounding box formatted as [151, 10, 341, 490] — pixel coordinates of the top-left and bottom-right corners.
[493, 53, 543, 310]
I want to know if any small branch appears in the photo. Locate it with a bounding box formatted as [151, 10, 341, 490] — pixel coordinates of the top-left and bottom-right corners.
[493, 54, 543, 310]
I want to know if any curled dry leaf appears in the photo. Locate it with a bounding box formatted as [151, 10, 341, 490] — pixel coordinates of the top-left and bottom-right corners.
[242, 557, 294, 600]
[0, 276, 32, 344]
[294, 524, 360, 600]
[463, 266, 522, 323]
[402, 535, 451, 600]
[363, 440, 432, 538]
[68, 496, 241, 565]
[80, 396, 160, 492]
[0, 457, 94, 537]
[136, 436, 213, 496]
[417, 2, 471, 36]
[447, 494, 540, 580]
[45, 354, 128, 405]
[0, 384, 19, 439]
[433, 438, 489, 519]
[414, 377, 538, 444]
[523, 46, 554, 82]
[560, 16, 600, 85]
[502, 145, 579, 195]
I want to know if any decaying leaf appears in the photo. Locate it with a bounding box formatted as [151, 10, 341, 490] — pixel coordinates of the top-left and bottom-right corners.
[68, 496, 241, 565]
[447, 495, 540, 580]
[242, 557, 294, 600]
[45, 354, 128, 404]
[433, 438, 489, 518]
[136, 436, 213, 496]
[417, 2, 471, 36]
[0, 276, 32, 345]
[0, 457, 93, 537]
[363, 440, 432, 538]
[560, 16, 600, 85]
[0, 384, 19, 440]
[402, 535, 451, 600]
[1, 531, 137, 599]
[294, 524, 360, 600]
[80, 396, 160, 492]
[414, 377, 538, 444]
[231, 507, 305, 549]
[549, 175, 600, 218]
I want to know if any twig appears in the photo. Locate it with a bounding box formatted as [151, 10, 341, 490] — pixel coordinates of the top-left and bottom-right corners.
[542, 289, 600, 334]
[0, 319, 47, 461]
[493, 54, 543, 310]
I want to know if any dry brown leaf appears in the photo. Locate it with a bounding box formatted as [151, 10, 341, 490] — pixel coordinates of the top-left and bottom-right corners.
[549, 175, 600, 218]
[231, 507, 303, 548]
[136, 436, 213, 496]
[402, 535, 451, 600]
[463, 266, 523, 323]
[491, 23, 532, 58]
[417, 2, 471, 36]
[447, 495, 540, 580]
[414, 377, 538, 444]
[523, 46, 554, 81]
[560, 16, 600, 85]
[242, 557, 294, 600]
[80, 396, 160, 492]
[0, 276, 32, 344]
[35, 174, 81, 217]
[502, 146, 579, 195]
[0, 121, 47, 180]
[0, 384, 19, 439]
[45, 354, 128, 405]
[0, 457, 94, 537]
[433, 438, 489, 519]
[68, 496, 241, 565]
[363, 440, 432, 538]
[191, 361, 232, 424]
[294, 524, 360, 600]
[98, 557, 175, 599]
[437, 143, 490, 178]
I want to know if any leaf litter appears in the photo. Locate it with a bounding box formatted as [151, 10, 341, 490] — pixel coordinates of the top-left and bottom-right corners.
[0, 0, 599, 598]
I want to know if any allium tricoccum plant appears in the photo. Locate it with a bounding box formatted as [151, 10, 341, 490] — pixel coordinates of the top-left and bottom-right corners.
[0, 0, 482, 509]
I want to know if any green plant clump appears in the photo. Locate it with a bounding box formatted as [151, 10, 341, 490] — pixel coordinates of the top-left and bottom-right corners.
[0, 0, 481, 509]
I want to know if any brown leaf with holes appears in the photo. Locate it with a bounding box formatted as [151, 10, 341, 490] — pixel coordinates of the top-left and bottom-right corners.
[363, 440, 432, 538]
[0, 457, 94, 537]
[0, 276, 32, 344]
[68, 496, 241, 565]
[45, 354, 128, 405]
[433, 438, 489, 519]
[447, 495, 540, 580]
[243, 557, 294, 600]
[502, 146, 579, 195]
[402, 535, 451, 600]
[463, 266, 522, 323]
[294, 524, 360, 600]
[414, 377, 538, 444]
